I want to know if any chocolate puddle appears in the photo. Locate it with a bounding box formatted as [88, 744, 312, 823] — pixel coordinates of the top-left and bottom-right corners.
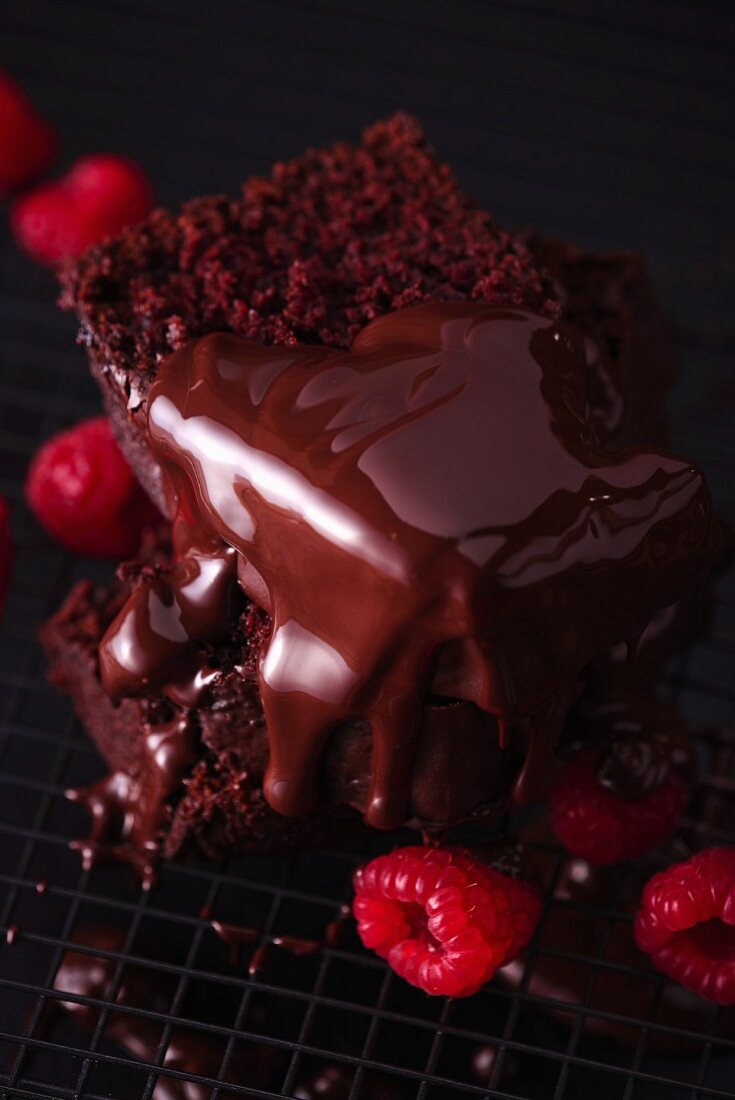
[53, 926, 281, 1097]
[98, 302, 720, 830]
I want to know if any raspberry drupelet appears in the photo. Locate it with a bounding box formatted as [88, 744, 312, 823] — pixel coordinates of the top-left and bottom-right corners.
[635, 847, 735, 1005]
[353, 845, 541, 997]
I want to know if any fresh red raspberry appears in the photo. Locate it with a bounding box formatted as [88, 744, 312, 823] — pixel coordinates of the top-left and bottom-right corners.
[352, 845, 541, 997]
[635, 847, 735, 1005]
[0, 494, 13, 619]
[549, 747, 689, 865]
[25, 417, 160, 558]
[0, 69, 58, 198]
[10, 154, 153, 266]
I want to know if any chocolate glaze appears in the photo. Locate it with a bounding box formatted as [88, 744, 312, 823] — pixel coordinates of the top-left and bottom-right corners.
[98, 302, 720, 830]
[100, 505, 238, 707]
[67, 713, 194, 888]
[246, 933, 321, 977]
[53, 926, 281, 1097]
[205, 908, 325, 973]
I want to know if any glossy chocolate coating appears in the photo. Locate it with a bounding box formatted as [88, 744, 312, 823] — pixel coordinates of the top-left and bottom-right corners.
[98, 302, 719, 830]
[502, 820, 735, 1052]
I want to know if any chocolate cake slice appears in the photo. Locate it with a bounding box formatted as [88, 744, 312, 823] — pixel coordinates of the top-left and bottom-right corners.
[43, 540, 520, 876]
[45, 113, 719, 873]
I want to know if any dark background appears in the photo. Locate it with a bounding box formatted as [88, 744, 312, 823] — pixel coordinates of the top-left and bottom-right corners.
[0, 2, 734, 1099]
[3, 0, 735, 508]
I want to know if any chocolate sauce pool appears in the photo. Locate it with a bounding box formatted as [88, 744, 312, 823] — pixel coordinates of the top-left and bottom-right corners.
[98, 302, 719, 829]
[53, 927, 281, 1097]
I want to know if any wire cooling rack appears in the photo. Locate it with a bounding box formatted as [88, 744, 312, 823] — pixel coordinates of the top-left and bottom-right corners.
[1, 1, 734, 1097]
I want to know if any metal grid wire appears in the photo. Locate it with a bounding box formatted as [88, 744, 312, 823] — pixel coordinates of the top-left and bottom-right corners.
[1, 1, 734, 1097]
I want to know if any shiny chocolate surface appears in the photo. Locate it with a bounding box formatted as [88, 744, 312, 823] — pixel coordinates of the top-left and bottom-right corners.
[99, 303, 719, 829]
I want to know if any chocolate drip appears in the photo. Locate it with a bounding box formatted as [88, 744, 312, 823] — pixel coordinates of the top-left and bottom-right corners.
[208, 918, 259, 966]
[294, 1064, 400, 1100]
[53, 927, 280, 1097]
[100, 501, 239, 705]
[67, 713, 195, 888]
[598, 734, 675, 799]
[206, 911, 325, 972]
[98, 302, 720, 830]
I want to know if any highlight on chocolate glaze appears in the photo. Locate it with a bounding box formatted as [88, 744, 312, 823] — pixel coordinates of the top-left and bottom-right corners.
[95, 301, 720, 841]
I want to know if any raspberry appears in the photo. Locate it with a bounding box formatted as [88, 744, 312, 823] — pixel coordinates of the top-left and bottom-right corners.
[10, 154, 153, 266]
[0, 69, 58, 198]
[635, 847, 735, 1005]
[0, 494, 13, 619]
[550, 746, 689, 865]
[352, 845, 541, 997]
[25, 417, 160, 558]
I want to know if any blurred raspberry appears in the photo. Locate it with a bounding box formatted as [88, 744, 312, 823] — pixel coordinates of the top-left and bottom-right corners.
[0, 69, 58, 198]
[11, 154, 153, 265]
[550, 746, 689, 865]
[635, 847, 735, 1005]
[25, 416, 160, 558]
[353, 844, 541, 997]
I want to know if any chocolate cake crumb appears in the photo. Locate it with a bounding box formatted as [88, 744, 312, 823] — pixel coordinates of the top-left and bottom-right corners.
[60, 113, 557, 396]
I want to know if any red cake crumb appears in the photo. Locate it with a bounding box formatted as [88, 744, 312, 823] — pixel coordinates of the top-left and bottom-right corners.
[25, 416, 160, 558]
[550, 746, 689, 865]
[635, 847, 735, 1005]
[60, 113, 557, 388]
[353, 845, 541, 997]
[0, 69, 58, 198]
[11, 154, 153, 266]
